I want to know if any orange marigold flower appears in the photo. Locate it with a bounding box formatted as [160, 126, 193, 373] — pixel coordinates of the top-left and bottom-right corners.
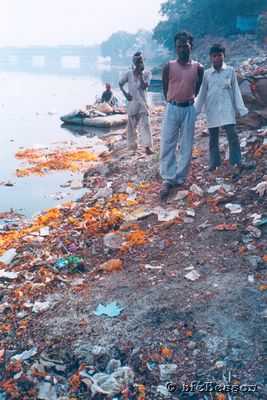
[215, 394, 226, 400]
[137, 394, 145, 400]
[137, 385, 145, 392]
[161, 347, 171, 357]
[120, 228, 148, 253]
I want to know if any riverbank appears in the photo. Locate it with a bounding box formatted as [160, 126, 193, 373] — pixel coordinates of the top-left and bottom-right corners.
[0, 110, 266, 399]
[152, 35, 266, 77]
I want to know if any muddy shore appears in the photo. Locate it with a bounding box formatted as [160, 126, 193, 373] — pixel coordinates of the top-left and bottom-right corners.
[0, 110, 266, 399]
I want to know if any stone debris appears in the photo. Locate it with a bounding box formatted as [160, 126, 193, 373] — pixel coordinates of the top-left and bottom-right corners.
[0, 94, 266, 399]
[184, 270, 201, 281]
[225, 203, 243, 213]
[70, 180, 84, 190]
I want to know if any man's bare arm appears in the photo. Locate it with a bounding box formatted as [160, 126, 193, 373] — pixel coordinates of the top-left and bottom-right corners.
[195, 65, 204, 96]
[162, 63, 170, 101]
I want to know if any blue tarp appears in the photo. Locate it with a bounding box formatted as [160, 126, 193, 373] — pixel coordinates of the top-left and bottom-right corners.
[236, 16, 258, 32]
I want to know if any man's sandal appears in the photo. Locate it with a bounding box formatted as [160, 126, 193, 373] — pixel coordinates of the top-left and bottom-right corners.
[160, 182, 172, 202]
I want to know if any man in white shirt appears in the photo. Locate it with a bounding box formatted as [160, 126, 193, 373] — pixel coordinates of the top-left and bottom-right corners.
[195, 43, 249, 171]
[119, 52, 153, 156]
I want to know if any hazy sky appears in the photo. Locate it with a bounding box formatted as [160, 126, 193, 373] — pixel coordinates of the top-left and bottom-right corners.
[0, 0, 164, 47]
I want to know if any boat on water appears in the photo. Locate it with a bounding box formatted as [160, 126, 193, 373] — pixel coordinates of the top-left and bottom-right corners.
[61, 100, 128, 128]
[60, 112, 128, 128]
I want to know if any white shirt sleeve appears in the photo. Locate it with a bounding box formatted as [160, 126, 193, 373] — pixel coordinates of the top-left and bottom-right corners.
[194, 72, 208, 115]
[119, 71, 129, 87]
[231, 69, 249, 117]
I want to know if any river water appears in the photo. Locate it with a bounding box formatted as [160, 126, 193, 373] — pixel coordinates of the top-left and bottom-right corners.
[0, 54, 163, 217]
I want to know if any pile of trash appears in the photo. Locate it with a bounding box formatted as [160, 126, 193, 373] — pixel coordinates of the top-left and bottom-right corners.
[239, 55, 267, 77]
[72, 99, 126, 120]
[66, 103, 126, 121]
[0, 95, 266, 398]
[70, 106, 108, 119]
[0, 122, 266, 398]
[237, 55, 267, 128]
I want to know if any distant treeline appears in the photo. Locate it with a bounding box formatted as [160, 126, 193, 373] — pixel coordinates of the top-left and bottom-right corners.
[100, 0, 267, 62]
[100, 29, 168, 64]
[153, 0, 267, 50]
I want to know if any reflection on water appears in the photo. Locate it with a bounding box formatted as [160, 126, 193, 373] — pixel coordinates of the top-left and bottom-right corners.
[61, 56, 80, 69]
[0, 51, 165, 217]
[60, 123, 125, 137]
[7, 55, 18, 65]
[32, 56, 45, 67]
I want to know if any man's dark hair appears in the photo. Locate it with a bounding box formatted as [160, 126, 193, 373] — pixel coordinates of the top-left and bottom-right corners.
[174, 31, 193, 48]
[209, 43, 226, 56]
[133, 51, 142, 58]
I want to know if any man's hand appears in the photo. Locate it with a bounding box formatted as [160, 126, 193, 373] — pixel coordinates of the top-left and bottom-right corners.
[139, 71, 149, 90]
[126, 93, 133, 101]
[119, 83, 133, 101]
[137, 65, 145, 74]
